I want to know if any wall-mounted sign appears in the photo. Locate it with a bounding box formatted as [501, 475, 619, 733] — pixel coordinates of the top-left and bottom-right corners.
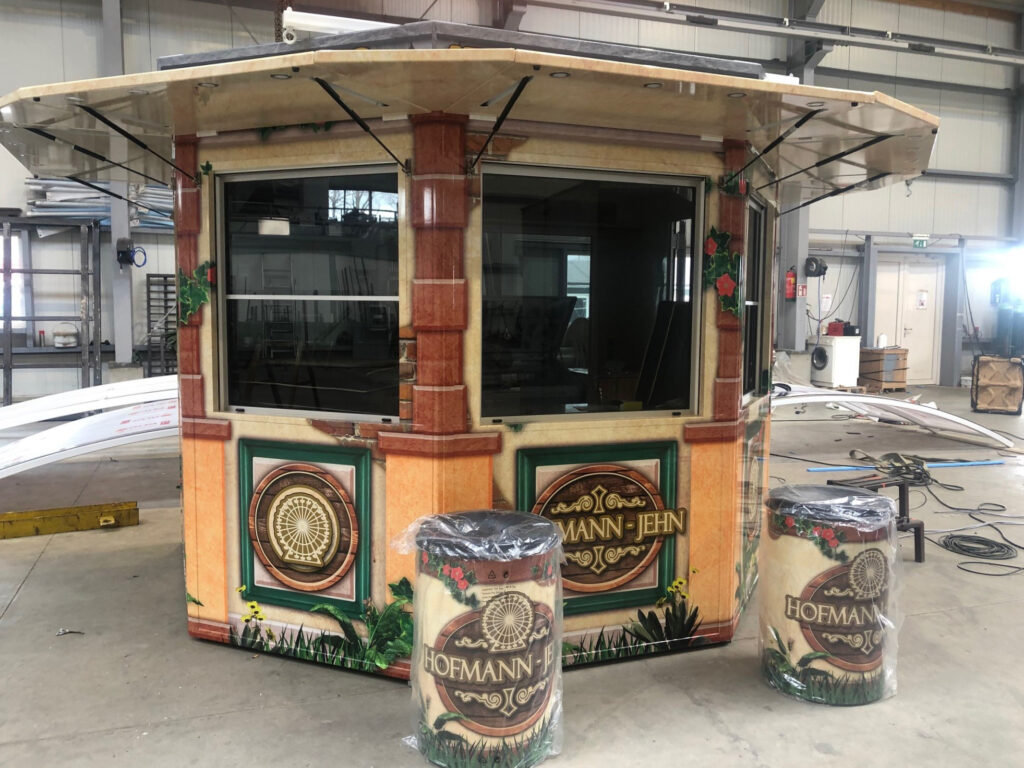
[517, 442, 680, 615]
[912, 235, 928, 248]
[239, 440, 371, 617]
[248, 462, 358, 592]
[531, 464, 684, 593]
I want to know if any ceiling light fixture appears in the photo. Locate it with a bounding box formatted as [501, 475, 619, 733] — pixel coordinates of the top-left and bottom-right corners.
[549, 71, 570, 78]
[198, 82, 219, 88]
[644, 82, 663, 89]
[270, 73, 292, 80]
[127, 88, 149, 96]
[807, 100, 825, 107]
[728, 91, 747, 99]
[65, 95, 85, 104]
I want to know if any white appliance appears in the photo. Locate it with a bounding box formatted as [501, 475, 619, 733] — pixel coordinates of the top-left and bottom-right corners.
[808, 335, 861, 388]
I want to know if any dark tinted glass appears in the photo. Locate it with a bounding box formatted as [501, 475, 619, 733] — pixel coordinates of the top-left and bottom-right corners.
[481, 172, 698, 418]
[223, 172, 398, 415]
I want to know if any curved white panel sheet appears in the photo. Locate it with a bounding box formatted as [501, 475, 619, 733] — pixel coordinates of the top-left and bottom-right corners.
[0, 376, 177, 432]
[772, 384, 1014, 450]
[0, 399, 179, 480]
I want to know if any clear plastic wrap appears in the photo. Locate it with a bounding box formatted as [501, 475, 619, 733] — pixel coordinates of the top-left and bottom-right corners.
[758, 485, 900, 705]
[401, 510, 563, 767]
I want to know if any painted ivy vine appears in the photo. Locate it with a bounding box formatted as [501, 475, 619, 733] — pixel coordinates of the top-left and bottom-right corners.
[702, 226, 742, 316]
[178, 261, 212, 326]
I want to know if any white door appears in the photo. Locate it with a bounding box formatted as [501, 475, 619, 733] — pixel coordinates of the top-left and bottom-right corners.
[874, 257, 944, 385]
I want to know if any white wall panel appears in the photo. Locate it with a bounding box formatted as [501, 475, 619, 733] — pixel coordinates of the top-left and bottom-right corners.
[637, 19, 695, 52]
[889, 177, 935, 233]
[519, 6, 581, 38]
[579, 11, 638, 46]
[806, 188, 850, 231]
[229, 5, 275, 48]
[0, 2, 76, 94]
[933, 181, 979, 235]
[974, 184, 1011, 239]
[848, 1, 898, 76]
[894, 3, 944, 82]
[815, 0, 851, 71]
[840, 184, 893, 232]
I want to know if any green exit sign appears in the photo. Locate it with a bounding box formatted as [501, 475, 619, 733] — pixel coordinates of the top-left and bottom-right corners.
[912, 235, 928, 248]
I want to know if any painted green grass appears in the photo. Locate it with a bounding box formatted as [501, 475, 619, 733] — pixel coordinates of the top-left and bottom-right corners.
[562, 590, 704, 666]
[416, 715, 557, 768]
[228, 578, 413, 675]
[762, 625, 885, 706]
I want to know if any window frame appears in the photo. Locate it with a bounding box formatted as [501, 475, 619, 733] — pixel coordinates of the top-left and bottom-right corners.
[478, 162, 705, 424]
[215, 164, 401, 422]
[742, 196, 770, 399]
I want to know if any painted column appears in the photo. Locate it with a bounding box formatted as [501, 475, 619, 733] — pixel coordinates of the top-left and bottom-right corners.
[683, 138, 750, 638]
[174, 137, 231, 640]
[380, 113, 501, 589]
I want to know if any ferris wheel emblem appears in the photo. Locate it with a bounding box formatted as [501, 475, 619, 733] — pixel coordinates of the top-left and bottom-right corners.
[481, 591, 534, 652]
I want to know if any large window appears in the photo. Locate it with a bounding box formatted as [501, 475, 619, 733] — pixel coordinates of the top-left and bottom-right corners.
[481, 166, 701, 419]
[743, 200, 768, 396]
[221, 169, 399, 418]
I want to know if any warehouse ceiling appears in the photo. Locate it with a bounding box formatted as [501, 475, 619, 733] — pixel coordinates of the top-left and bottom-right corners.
[0, 25, 938, 206]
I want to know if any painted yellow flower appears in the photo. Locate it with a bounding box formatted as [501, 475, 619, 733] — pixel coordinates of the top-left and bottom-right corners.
[265, 627, 276, 643]
[241, 613, 252, 622]
[251, 609, 265, 621]
[246, 601, 259, 611]
[691, 567, 699, 574]
[236, 585, 247, 593]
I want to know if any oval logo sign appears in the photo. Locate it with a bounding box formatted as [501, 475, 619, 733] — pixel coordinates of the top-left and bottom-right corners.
[531, 464, 685, 592]
[785, 548, 889, 672]
[248, 463, 358, 592]
[424, 591, 555, 737]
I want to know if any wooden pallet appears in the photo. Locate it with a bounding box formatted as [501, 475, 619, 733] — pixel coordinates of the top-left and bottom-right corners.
[833, 384, 867, 394]
[861, 384, 907, 394]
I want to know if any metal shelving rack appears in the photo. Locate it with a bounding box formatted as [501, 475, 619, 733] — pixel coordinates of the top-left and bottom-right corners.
[145, 273, 177, 376]
[1, 217, 102, 406]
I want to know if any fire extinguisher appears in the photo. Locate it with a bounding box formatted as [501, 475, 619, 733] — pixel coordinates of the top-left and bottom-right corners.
[785, 266, 797, 301]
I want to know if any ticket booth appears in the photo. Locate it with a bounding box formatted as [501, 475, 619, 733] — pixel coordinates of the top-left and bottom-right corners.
[0, 23, 937, 678]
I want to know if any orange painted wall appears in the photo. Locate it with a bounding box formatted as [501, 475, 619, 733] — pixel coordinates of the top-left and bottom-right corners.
[182, 436, 228, 623]
[384, 453, 494, 588]
[687, 437, 743, 627]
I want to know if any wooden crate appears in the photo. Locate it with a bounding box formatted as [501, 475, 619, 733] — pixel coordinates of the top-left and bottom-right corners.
[971, 355, 1024, 414]
[858, 347, 908, 392]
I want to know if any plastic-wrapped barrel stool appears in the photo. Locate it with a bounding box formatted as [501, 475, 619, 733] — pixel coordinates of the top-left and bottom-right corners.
[759, 485, 899, 705]
[411, 511, 563, 768]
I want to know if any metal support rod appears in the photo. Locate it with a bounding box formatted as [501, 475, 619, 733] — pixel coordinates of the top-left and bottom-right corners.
[2, 222, 12, 406]
[21, 127, 166, 186]
[940, 239, 967, 387]
[725, 107, 825, 186]
[760, 135, 894, 190]
[312, 78, 409, 171]
[859, 235, 876, 347]
[65, 176, 173, 217]
[77, 105, 196, 183]
[92, 223, 102, 385]
[780, 172, 891, 215]
[80, 225, 90, 388]
[470, 75, 533, 171]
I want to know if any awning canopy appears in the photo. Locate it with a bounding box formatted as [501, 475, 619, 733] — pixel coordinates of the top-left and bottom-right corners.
[0, 44, 937, 199]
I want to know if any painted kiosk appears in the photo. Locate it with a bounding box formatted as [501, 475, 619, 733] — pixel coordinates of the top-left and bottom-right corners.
[0, 24, 937, 680]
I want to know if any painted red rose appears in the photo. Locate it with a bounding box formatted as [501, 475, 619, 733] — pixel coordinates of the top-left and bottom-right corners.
[828, 539, 839, 548]
[457, 579, 469, 590]
[822, 528, 835, 540]
[421, 552, 428, 564]
[716, 273, 737, 298]
[441, 564, 451, 576]
[704, 237, 718, 256]
[450, 566, 464, 581]
[784, 515, 795, 528]
[812, 526, 821, 536]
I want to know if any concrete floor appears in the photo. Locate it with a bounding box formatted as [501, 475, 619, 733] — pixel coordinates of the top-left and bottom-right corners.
[1, 386, 1023, 766]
